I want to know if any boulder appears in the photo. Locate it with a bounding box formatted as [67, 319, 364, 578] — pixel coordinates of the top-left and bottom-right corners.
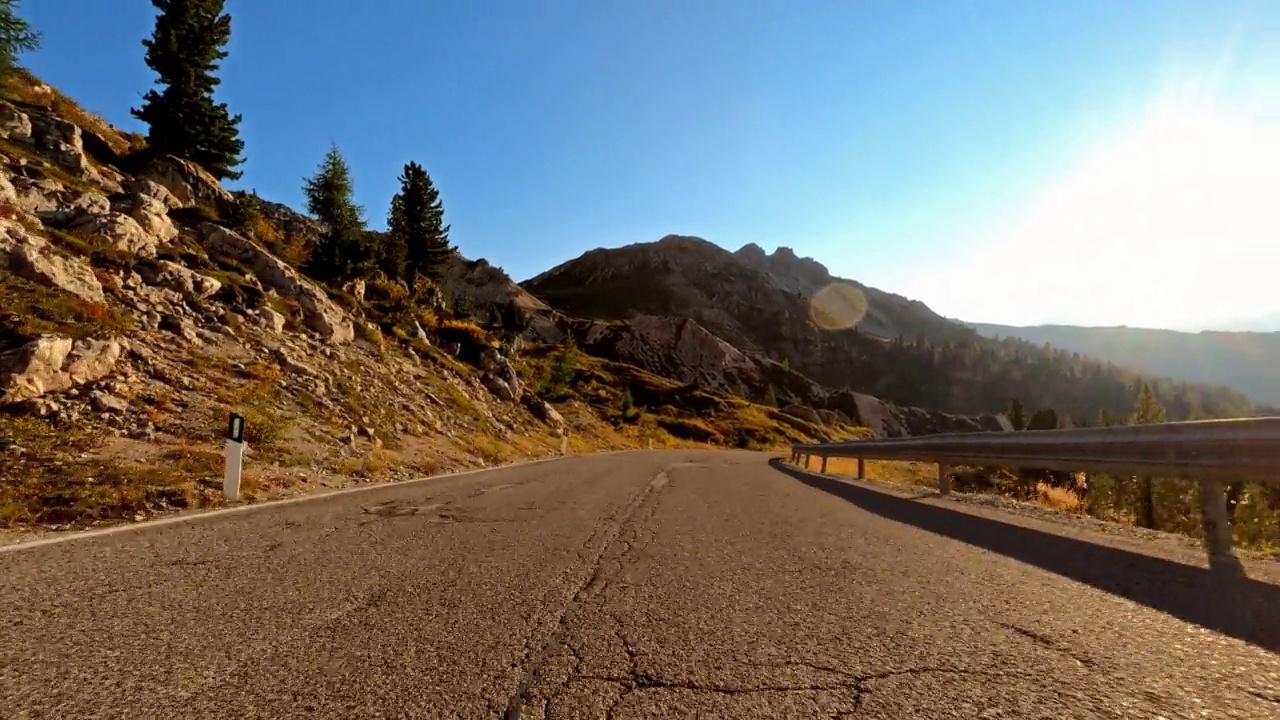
[0, 218, 105, 303]
[259, 307, 286, 333]
[89, 390, 129, 414]
[70, 212, 165, 257]
[200, 223, 354, 344]
[27, 111, 114, 188]
[480, 348, 521, 399]
[36, 190, 110, 227]
[0, 102, 33, 143]
[0, 168, 17, 207]
[139, 155, 233, 213]
[0, 335, 125, 405]
[125, 193, 179, 243]
[483, 374, 517, 402]
[158, 313, 199, 344]
[524, 396, 565, 428]
[10, 176, 64, 215]
[138, 259, 221, 300]
[122, 178, 181, 210]
[781, 404, 823, 425]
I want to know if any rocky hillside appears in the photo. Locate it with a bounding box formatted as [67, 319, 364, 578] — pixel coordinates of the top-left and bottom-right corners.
[523, 236, 1257, 421]
[970, 322, 1280, 406]
[733, 242, 963, 342]
[0, 72, 868, 531]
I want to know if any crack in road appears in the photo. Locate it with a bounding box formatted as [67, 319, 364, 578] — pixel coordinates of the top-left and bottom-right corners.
[589, 663, 1037, 718]
[503, 470, 670, 720]
[501, 465, 1045, 719]
[997, 621, 1098, 668]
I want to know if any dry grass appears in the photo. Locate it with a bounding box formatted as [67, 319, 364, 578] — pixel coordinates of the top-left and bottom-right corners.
[436, 319, 494, 351]
[1036, 482, 1085, 513]
[0, 270, 132, 344]
[0, 437, 226, 528]
[1, 67, 138, 155]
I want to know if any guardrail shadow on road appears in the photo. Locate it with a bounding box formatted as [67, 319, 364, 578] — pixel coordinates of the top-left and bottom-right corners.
[769, 458, 1280, 656]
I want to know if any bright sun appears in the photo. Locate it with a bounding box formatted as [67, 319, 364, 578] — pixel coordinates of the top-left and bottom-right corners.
[908, 84, 1279, 330]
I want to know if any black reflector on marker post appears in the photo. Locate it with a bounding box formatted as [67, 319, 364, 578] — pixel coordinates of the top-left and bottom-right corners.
[228, 413, 245, 443]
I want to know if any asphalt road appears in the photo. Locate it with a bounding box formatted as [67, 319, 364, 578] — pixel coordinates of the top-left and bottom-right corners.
[3, 450, 1280, 719]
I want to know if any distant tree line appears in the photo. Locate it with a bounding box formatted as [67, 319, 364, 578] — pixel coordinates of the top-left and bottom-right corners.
[846, 331, 1254, 423]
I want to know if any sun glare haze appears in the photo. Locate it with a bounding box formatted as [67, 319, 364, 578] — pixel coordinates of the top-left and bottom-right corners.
[898, 76, 1278, 330]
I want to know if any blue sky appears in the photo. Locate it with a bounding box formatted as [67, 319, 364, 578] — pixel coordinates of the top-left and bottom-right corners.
[22, 1, 1279, 330]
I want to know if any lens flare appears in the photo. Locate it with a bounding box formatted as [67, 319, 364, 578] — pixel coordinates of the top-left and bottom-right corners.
[809, 282, 868, 330]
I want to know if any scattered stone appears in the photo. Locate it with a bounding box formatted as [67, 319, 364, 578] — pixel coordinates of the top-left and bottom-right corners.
[525, 396, 566, 428]
[88, 390, 128, 414]
[259, 307, 286, 333]
[138, 259, 221, 299]
[159, 313, 199, 343]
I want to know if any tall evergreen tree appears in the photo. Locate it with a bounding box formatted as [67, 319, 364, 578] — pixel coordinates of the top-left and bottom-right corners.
[388, 161, 453, 285]
[302, 145, 370, 283]
[1130, 382, 1167, 529]
[132, 0, 244, 180]
[0, 1, 39, 77]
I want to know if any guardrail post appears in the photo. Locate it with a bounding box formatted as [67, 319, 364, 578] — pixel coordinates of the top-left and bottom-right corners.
[1197, 480, 1234, 562]
[938, 463, 951, 495]
[857, 458, 865, 479]
[820, 456, 828, 473]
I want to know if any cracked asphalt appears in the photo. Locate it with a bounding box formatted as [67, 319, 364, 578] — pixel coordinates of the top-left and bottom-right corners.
[3, 450, 1280, 718]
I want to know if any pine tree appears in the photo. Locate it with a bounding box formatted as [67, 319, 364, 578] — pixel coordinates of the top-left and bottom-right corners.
[132, 0, 244, 180]
[1130, 382, 1167, 529]
[501, 299, 529, 332]
[762, 384, 778, 407]
[1007, 397, 1025, 431]
[0, 1, 39, 77]
[387, 161, 453, 286]
[302, 145, 370, 283]
[1131, 382, 1166, 425]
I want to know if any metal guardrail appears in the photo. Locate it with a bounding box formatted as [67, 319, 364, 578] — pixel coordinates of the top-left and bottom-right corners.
[789, 417, 1280, 562]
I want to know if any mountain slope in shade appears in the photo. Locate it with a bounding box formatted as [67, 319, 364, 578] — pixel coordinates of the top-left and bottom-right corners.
[969, 323, 1280, 404]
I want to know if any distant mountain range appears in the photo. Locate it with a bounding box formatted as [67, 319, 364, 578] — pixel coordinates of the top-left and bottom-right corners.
[968, 323, 1280, 405]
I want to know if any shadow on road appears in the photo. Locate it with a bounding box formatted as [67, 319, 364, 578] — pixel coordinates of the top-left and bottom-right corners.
[769, 458, 1280, 655]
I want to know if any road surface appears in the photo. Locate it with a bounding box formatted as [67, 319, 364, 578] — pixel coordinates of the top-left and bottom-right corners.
[3, 450, 1280, 718]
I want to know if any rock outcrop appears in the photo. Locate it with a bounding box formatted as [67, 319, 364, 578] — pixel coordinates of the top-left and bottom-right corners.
[200, 223, 354, 344]
[0, 335, 125, 405]
[138, 154, 233, 212]
[0, 218, 105, 304]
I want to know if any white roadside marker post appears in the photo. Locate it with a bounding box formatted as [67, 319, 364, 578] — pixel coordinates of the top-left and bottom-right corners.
[224, 413, 247, 501]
